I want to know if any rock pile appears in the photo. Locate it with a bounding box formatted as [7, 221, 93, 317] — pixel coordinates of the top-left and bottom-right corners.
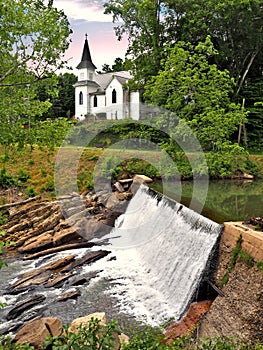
[0, 175, 152, 336]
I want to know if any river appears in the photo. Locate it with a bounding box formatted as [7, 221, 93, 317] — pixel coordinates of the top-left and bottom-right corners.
[151, 179, 263, 223]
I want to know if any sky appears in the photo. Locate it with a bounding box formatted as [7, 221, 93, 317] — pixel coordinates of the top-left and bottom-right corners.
[53, 0, 129, 73]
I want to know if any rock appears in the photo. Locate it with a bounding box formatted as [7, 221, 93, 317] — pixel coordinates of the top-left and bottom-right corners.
[15, 317, 62, 349]
[42, 255, 76, 271]
[6, 294, 46, 321]
[75, 217, 107, 240]
[18, 232, 53, 254]
[70, 271, 102, 286]
[242, 172, 254, 179]
[68, 313, 122, 350]
[10, 256, 75, 290]
[44, 271, 73, 288]
[69, 312, 107, 333]
[163, 300, 213, 344]
[129, 181, 141, 195]
[106, 193, 129, 212]
[96, 210, 122, 227]
[113, 181, 125, 193]
[56, 289, 81, 302]
[118, 178, 133, 185]
[20, 211, 62, 240]
[6, 220, 31, 234]
[61, 250, 110, 272]
[119, 333, 129, 347]
[70, 277, 88, 286]
[53, 227, 79, 245]
[133, 174, 153, 183]
[23, 241, 95, 260]
[11, 271, 52, 290]
[115, 192, 133, 201]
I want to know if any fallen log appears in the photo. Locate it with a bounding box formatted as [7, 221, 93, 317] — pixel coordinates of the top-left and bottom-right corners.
[0, 196, 41, 210]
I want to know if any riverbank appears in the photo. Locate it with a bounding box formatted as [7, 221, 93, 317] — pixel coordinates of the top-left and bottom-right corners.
[0, 146, 263, 205]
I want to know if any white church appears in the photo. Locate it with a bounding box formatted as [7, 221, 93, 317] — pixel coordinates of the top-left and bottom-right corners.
[74, 36, 146, 121]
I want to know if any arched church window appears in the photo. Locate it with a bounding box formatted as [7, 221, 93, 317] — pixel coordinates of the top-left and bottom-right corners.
[79, 91, 83, 105]
[112, 89, 117, 104]
[94, 95, 98, 107]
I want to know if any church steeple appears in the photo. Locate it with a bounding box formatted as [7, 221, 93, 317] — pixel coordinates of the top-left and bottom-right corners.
[76, 34, 97, 70]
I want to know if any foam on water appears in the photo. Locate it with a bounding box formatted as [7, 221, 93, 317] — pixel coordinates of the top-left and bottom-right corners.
[88, 184, 223, 325]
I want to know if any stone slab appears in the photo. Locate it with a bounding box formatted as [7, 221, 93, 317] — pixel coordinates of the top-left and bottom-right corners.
[223, 221, 263, 261]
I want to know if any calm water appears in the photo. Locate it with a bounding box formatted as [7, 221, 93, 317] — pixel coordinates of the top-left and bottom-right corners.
[151, 179, 263, 223]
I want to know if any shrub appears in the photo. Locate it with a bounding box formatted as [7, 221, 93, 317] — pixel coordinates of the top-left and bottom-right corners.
[0, 211, 8, 225]
[0, 335, 34, 349]
[256, 262, 263, 272]
[0, 167, 19, 189]
[239, 251, 254, 268]
[26, 186, 36, 198]
[17, 167, 31, 182]
[43, 318, 120, 350]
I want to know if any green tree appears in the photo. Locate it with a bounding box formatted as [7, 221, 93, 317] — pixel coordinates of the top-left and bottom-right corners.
[36, 73, 77, 119]
[105, 0, 262, 95]
[97, 57, 131, 74]
[171, 0, 263, 97]
[144, 37, 245, 151]
[104, 0, 172, 82]
[0, 0, 72, 150]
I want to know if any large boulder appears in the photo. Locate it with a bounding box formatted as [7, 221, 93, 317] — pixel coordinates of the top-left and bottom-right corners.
[69, 312, 128, 350]
[15, 317, 62, 349]
[69, 312, 107, 333]
[133, 174, 153, 183]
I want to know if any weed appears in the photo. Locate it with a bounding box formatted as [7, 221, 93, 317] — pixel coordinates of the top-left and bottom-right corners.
[41, 178, 54, 192]
[18, 167, 31, 182]
[41, 167, 47, 177]
[229, 235, 242, 271]
[0, 167, 19, 189]
[87, 154, 99, 161]
[220, 236, 242, 287]
[0, 335, 34, 349]
[0, 211, 8, 225]
[239, 251, 254, 268]
[220, 273, 229, 287]
[256, 262, 263, 272]
[26, 186, 36, 198]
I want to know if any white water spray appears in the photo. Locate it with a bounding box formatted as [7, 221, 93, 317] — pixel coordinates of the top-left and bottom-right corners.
[90, 184, 223, 325]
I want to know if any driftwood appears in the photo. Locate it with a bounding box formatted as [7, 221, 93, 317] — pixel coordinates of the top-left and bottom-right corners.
[0, 196, 41, 210]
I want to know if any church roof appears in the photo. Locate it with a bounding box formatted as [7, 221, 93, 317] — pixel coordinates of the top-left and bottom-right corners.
[94, 71, 133, 91]
[76, 36, 97, 70]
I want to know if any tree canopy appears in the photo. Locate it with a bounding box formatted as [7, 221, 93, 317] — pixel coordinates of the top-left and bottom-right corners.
[144, 37, 245, 151]
[104, 0, 262, 91]
[97, 57, 131, 74]
[0, 0, 72, 121]
[36, 73, 77, 119]
[105, 0, 262, 150]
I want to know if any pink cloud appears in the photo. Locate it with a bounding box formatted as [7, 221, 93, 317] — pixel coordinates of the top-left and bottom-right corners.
[54, 1, 129, 73]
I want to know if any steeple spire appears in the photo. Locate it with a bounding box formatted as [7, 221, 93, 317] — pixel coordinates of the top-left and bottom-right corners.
[76, 35, 97, 70]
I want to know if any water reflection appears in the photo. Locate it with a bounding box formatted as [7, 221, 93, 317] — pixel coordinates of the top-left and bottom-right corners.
[151, 179, 263, 223]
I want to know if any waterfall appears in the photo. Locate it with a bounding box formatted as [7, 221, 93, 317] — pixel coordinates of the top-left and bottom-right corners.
[0, 184, 223, 332]
[91, 184, 223, 325]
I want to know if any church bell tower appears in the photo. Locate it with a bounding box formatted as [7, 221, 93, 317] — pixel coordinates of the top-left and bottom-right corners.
[74, 34, 99, 120]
